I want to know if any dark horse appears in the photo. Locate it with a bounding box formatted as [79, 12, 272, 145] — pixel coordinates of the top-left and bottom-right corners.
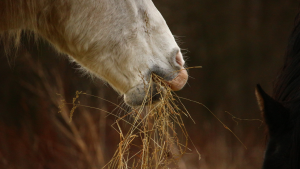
[255, 13, 300, 169]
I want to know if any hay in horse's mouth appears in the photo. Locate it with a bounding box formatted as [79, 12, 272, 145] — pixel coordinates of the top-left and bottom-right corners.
[124, 68, 187, 107]
[59, 67, 202, 168]
[105, 73, 196, 168]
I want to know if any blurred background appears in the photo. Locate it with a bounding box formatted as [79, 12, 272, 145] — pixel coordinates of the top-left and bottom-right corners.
[0, 0, 299, 168]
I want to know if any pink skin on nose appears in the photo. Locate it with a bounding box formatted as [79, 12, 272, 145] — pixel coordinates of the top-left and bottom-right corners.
[167, 52, 188, 91]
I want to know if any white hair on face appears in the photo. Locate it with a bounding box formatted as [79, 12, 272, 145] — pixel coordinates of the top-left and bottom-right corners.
[0, 0, 186, 105]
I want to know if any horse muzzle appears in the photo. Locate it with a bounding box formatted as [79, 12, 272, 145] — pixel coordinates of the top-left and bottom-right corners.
[124, 67, 188, 107]
[124, 49, 188, 107]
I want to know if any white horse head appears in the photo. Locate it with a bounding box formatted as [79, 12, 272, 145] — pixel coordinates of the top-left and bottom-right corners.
[0, 0, 188, 106]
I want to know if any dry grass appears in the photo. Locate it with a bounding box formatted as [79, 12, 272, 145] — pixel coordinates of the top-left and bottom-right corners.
[62, 67, 261, 169]
[18, 59, 261, 169]
[62, 73, 200, 169]
[104, 74, 200, 169]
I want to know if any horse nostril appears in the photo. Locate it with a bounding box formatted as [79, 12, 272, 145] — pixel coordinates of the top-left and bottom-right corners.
[175, 51, 184, 67]
[168, 48, 185, 69]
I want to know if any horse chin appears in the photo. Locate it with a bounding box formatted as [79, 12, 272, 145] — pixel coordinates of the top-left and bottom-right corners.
[124, 82, 166, 107]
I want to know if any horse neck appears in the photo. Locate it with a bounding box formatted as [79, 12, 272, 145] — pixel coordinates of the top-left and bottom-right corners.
[290, 118, 300, 169]
[273, 13, 300, 104]
[272, 13, 300, 169]
[0, 0, 46, 31]
[0, 0, 72, 50]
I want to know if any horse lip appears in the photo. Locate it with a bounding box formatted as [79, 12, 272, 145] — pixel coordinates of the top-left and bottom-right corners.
[124, 66, 188, 106]
[151, 65, 188, 91]
[166, 68, 188, 91]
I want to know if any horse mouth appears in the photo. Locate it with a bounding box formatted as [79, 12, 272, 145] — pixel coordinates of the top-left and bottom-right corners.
[124, 68, 188, 107]
[166, 68, 188, 91]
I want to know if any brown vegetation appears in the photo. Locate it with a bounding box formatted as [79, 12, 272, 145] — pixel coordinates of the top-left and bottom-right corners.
[1, 0, 300, 168]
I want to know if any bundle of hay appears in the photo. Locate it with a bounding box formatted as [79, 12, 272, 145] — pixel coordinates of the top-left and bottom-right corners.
[105, 74, 197, 169]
